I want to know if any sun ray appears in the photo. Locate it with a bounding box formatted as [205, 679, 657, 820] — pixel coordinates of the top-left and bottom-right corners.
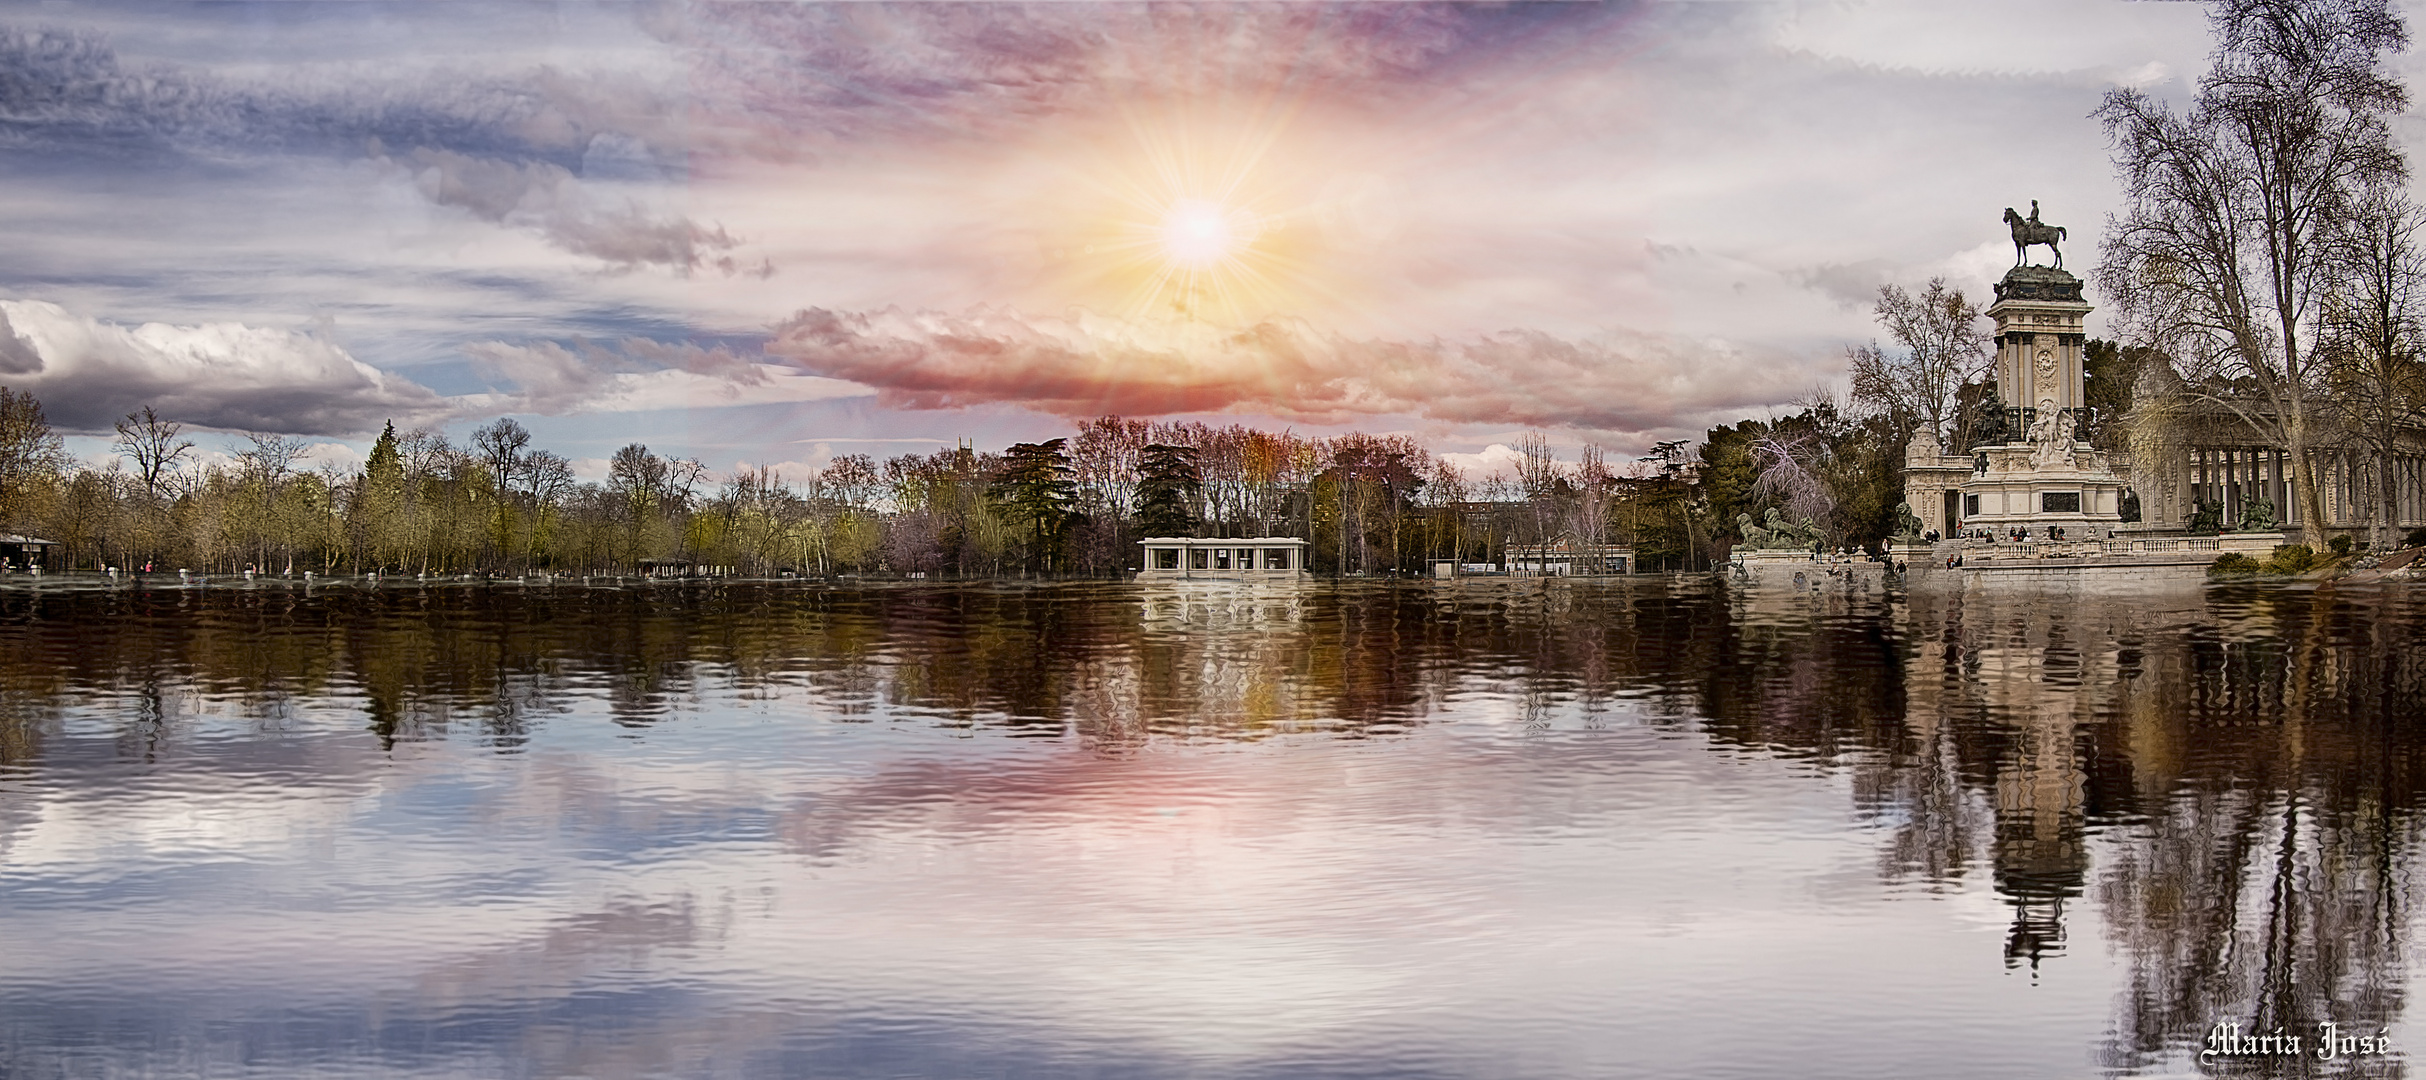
[1032, 93, 1371, 332]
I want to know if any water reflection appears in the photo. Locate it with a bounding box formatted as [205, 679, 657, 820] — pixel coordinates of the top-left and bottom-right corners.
[0, 578, 2421, 1076]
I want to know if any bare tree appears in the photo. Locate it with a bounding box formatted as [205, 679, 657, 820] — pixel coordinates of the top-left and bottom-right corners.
[523, 450, 575, 507]
[0, 386, 69, 525]
[823, 453, 880, 511]
[238, 432, 305, 488]
[1751, 432, 1834, 533]
[112, 405, 193, 498]
[1846, 278, 1988, 441]
[2319, 190, 2426, 548]
[1514, 431, 1565, 544]
[471, 417, 532, 496]
[2098, 0, 2408, 546]
[664, 456, 709, 515]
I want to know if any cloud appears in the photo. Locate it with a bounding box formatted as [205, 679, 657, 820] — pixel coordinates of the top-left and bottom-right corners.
[0, 24, 753, 275]
[465, 338, 872, 416]
[385, 146, 755, 274]
[765, 306, 1801, 438]
[1437, 443, 1525, 482]
[0, 299, 451, 435]
[682, 4, 1491, 150]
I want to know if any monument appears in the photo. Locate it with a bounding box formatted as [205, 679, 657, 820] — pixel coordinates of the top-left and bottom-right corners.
[1903, 202, 2127, 540]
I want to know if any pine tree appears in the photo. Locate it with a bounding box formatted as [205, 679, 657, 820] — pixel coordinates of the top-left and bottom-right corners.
[992, 439, 1076, 572]
[1133, 443, 1201, 538]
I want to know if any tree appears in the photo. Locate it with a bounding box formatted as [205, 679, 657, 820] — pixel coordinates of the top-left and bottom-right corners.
[823, 454, 880, 511]
[2319, 191, 2426, 549]
[993, 439, 1077, 572]
[1846, 278, 1989, 441]
[608, 442, 670, 565]
[1133, 443, 1201, 538]
[352, 422, 406, 570]
[112, 405, 193, 498]
[0, 386, 68, 526]
[2098, 0, 2408, 547]
[471, 417, 532, 495]
[2081, 340, 2161, 451]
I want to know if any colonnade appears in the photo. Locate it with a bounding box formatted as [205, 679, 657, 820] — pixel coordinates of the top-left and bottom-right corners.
[2177, 446, 2425, 530]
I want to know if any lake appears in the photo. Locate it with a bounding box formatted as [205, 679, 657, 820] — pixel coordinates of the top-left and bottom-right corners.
[1, 576, 2421, 1078]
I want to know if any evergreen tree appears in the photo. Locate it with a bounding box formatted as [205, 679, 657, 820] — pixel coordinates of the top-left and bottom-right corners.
[993, 439, 1077, 572]
[351, 421, 407, 570]
[1133, 443, 1201, 537]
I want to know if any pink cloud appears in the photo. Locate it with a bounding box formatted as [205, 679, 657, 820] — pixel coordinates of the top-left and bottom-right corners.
[764, 305, 1805, 438]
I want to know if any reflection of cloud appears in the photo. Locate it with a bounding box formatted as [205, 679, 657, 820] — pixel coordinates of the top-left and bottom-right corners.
[767, 306, 1795, 436]
[0, 298, 450, 435]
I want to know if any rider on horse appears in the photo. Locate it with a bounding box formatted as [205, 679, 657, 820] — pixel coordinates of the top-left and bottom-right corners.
[2005, 201, 2066, 268]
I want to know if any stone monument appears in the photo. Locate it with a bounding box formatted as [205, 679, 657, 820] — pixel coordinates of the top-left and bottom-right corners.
[1903, 202, 2127, 539]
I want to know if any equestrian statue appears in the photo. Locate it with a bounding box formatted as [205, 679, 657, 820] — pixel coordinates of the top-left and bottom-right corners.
[2003, 199, 2066, 268]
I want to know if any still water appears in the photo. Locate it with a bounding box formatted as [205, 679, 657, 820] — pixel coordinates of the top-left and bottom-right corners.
[1, 576, 2422, 1078]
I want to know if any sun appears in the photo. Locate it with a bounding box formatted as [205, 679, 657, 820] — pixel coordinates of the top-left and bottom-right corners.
[1038, 103, 1343, 327]
[1159, 198, 1253, 268]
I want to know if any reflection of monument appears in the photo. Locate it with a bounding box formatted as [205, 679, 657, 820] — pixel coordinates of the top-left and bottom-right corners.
[1904, 203, 2127, 539]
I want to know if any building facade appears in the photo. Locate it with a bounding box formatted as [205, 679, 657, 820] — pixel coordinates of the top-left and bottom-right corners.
[1137, 537, 1311, 579]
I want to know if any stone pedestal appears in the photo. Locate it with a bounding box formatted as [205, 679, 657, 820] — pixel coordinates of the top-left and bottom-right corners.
[1960, 439, 2126, 536]
[1990, 266, 2090, 418]
[1905, 261, 2128, 539]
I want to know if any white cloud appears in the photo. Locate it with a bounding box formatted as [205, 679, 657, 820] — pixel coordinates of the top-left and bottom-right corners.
[0, 298, 451, 435]
[1437, 443, 1525, 482]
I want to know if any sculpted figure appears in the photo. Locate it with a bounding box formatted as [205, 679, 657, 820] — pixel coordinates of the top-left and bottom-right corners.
[1735, 511, 1773, 550]
[1893, 503, 1925, 541]
[2026, 407, 2063, 445]
[2004, 202, 2068, 268]
[1970, 392, 2011, 447]
[1761, 507, 1822, 549]
[2240, 496, 2276, 532]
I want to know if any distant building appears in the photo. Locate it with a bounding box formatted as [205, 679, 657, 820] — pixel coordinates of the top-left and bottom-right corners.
[1137, 537, 1310, 579]
[0, 534, 59, 569]
[1504, 533, 1632, 575]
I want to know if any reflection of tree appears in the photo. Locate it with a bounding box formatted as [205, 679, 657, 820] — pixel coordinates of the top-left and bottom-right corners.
[1708, 580, 2426, 1073]
[4, 577, 2426, 1077]
[2090, 586, 2426, 1077]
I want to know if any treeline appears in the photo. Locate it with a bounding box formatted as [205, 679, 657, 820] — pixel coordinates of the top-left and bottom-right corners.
[0, 395, 1774, 577]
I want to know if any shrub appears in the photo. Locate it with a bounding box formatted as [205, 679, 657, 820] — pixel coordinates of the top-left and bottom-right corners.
[2266, 544, 2317, 574]
[2209, 553, 2263, 577]
[2329, 534, 2355, 556]
[2406, 527, 2426, 548]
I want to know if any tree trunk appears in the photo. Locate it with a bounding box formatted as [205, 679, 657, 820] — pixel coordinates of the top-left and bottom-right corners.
[2291, 433, 2331, 550]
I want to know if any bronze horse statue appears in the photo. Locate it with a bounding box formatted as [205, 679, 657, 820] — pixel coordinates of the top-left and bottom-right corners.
[2004, 205, 2066, 268]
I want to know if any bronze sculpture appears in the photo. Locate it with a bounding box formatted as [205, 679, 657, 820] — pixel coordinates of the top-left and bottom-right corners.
[2003, 200, 2067, 268]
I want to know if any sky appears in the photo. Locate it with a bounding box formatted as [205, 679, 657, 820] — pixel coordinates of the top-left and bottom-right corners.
[0, 0, 2340, 482]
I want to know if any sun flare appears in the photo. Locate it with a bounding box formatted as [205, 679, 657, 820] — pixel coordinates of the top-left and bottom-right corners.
[1158, 199, 1252, 268]
[1036, 102, 1357, 328]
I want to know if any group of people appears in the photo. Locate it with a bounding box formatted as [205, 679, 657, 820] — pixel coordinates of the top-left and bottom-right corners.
[1957, 526, 2072, 543]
